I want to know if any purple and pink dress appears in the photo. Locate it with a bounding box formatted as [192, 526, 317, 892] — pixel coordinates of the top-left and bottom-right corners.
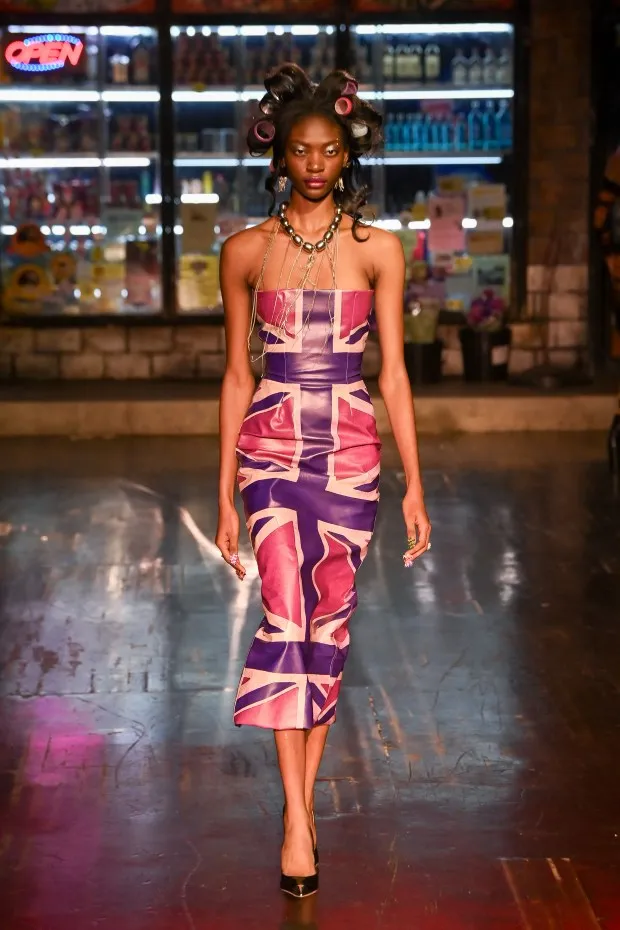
[233, 288, 381, 730]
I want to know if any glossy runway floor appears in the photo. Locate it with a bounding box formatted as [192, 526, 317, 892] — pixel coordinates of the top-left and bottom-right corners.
[0, 434, 619, 930]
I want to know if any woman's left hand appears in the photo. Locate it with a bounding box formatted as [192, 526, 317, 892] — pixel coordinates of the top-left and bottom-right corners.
[402, 490, 431, 567]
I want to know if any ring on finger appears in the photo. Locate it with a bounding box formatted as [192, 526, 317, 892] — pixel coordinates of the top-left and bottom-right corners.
[426, 542, 432, 551]
[230, 553, 239, 566]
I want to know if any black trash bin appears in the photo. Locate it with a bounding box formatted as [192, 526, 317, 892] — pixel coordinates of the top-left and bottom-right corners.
[403, 340, 443, 385]
[459, 327, 512, 382]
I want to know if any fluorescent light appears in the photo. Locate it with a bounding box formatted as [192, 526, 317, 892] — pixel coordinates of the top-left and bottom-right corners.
[408, 219, 431, 230]
[91, 225, 107, 235]
[373, 219, 402, 230]
[51, 225, 66, 235]
[0, 88, 99, 103]
[138, 225, 147, 235]
[326, 26, 335, 35]
[354, 26, 379, 35]
[218, 26, 238, 37]
[241, 26, 268, 36]
[146, 193, 162, 205]
[180, 193, 220, 203]
[69, 225, 91, 236]
[291, 26, 320, 36]
[174, 225, 184, 235]
[175, 157, 238, 167]
[102, 89, 160, 102]
[103, 156, 151, 168]
[503, 216, 514, 228]
[366, 89, 513, 101]
[201, 27, 212, 37]
[171, 26, 181, 38]
[242, 157, 272, 167]
[241, 89, 265, 101]
[94, 288, 102, 298]
[172, 90, 238, 102]
[186, 26, 196, 37]
[0, 156, 100, 169]
[366, 155, 503, 166]
[381, 23, 513, 35]
[1, 225, 17, 235]
[274, 26, 285, 36]
[100, 26, 153, 36]
[462, 218, 477, 229]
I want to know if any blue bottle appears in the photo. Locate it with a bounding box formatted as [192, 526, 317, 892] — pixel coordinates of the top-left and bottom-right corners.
[453, 112, 467, 151]
[482, 101, 495, 150]
[395, 113, 406, 151]
[494, 100, 513, 151]
[439, 115, 451, 152]
[412, 113, 424, 152]
[403, 113, 415, 152]
[467, 100, 483, 151]
[385, 113, 397, 151]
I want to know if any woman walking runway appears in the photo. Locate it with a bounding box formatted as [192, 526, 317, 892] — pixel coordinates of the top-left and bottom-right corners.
[216, 62, 431, 898]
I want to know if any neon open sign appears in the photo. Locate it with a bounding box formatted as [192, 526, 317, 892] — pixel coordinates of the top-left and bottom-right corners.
[5, 34, 84, 73]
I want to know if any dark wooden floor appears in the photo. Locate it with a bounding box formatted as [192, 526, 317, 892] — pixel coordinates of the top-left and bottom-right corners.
[0, 434, 619, 930]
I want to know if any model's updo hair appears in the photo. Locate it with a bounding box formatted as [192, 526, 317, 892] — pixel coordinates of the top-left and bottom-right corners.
[246, 62, 383, 240]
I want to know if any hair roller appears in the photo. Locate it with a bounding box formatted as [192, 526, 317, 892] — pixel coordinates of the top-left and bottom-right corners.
[334, 96, 353, 116]
[252, 119, 276, 143]
[259, 98, 277, 116]
[342, 79, 359, 97]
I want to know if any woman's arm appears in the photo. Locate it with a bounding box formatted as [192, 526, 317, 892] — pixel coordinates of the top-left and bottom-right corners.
[372, 231, 431, 564]
[215, 233, 257, 580]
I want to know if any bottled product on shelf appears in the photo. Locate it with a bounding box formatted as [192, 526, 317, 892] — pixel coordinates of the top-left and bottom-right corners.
[384, 102, 512, 153]
[110, 114, 154, 153]
[174, 32, 235, 86]
[379, 38, 512, 87]
[451, 49, 468, 87]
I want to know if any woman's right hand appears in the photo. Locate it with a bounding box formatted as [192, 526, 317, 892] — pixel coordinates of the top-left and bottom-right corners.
[216, 502, 246, 581]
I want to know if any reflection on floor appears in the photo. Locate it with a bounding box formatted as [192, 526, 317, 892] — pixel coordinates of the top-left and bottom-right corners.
[0, 435, 618, 930]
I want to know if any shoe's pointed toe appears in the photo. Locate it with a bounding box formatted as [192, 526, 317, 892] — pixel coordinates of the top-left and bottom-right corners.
[280, 871, 319, 898]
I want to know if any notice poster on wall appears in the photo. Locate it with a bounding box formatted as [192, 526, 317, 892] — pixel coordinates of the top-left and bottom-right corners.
[0, 0, 153, 12]
[172, 0, 334, 11]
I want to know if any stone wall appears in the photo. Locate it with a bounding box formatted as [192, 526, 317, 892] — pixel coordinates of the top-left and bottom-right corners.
[0, 326, 227, 381]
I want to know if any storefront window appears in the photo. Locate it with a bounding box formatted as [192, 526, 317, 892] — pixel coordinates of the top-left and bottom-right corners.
[352, 22, 515, 314]
[0, 25, 162, 317]
[172, 24, 337, 315]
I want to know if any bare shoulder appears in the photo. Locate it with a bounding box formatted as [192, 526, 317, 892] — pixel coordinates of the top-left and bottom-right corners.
[365, 224, 404, 257]
[220, 218, 277, 279]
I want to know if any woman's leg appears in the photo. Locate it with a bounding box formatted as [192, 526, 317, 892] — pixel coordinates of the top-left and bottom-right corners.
[275, 730, 315, 876]
[304, 724, 329, 844]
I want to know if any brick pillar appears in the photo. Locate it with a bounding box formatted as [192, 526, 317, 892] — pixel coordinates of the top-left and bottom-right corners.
[524, 0, 592, 368]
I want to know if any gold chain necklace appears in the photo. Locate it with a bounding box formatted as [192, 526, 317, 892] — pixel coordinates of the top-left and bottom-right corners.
[278, 201, 343, 253]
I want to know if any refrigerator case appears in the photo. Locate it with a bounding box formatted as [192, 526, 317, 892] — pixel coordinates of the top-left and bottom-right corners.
[0, 25, 163, 316]
[172, 21, 338, 314]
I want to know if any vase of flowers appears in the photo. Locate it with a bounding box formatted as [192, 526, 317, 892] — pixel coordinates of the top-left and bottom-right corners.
[459, 289, 511, 382]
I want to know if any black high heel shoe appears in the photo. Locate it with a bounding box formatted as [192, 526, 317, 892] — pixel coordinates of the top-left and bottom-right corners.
[280, 809, 319, 898]
[283, 806, 319, 871]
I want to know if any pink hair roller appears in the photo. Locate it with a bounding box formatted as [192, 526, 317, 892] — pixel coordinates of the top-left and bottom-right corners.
[334, 96, 353, 116]
[342, 79, 358, 96]
[253, 119, 276, 143]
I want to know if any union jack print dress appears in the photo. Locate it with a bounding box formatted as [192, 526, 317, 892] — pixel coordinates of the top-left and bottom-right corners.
[233, 288, 381, 729]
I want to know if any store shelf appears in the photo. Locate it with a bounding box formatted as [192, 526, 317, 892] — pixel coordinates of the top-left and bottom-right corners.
[0, 154, 156, 169]
[368, 152, 506, 165]
[362, 87, 513, 101]
[102, 87, 160, 103]
[0, 88, 160, 103]
[354, 23, 514, 35]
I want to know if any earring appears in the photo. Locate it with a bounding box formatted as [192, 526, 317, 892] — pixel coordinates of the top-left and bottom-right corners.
[277, 175, 287, 193]
[336, 176, 344, 192]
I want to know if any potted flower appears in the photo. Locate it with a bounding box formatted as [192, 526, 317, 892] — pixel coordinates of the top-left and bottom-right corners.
[459, 288, 511, 382]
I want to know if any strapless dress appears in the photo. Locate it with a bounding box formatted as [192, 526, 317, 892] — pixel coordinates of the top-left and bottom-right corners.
[233, 288, 381, 729]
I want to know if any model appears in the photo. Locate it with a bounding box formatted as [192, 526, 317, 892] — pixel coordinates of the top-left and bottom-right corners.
[216, 63, 431, 898]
